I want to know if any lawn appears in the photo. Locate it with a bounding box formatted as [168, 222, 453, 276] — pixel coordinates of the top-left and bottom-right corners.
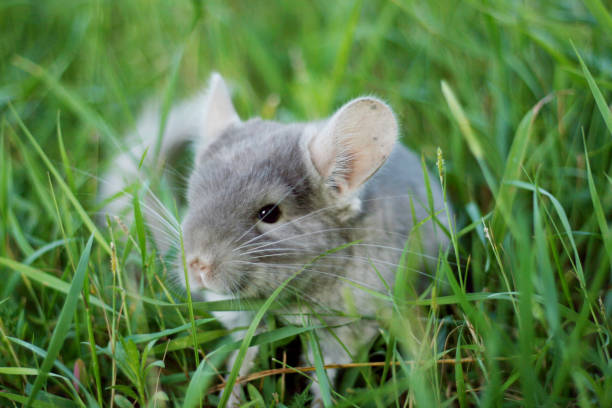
[0, 0, 611, 406]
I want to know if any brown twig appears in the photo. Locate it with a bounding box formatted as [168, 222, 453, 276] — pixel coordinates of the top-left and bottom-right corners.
[207, 357, 483, 394]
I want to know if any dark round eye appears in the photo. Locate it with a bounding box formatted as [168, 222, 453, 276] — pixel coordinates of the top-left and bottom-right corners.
[257, 204, 281, 223]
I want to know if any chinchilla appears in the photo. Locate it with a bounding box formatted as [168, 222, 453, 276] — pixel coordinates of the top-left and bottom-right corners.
[101, 73, 451, 406]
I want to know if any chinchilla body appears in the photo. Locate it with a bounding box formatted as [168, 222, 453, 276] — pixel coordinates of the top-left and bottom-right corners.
[102, 73, 450, 405]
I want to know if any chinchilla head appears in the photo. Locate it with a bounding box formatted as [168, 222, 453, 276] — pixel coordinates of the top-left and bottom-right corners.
[180, 73, 398, 299]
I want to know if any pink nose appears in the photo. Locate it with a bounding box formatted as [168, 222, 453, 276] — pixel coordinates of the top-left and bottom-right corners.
[188, 257, 212, 288]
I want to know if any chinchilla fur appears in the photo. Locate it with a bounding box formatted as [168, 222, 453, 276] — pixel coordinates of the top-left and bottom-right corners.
[101, 73, 451, 406]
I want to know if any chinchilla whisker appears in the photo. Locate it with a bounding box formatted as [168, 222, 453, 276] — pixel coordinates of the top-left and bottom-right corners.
[237, 227, 367, 255]
[240, 271, 337, 310]
[350, 243, 462, 266]
[141, 223, 180, 251]
[143, 220, 180, 241]
[231, 261, 382, 291]
[158, 161, 193, 186]
[319, 253, 445, 282]
[240, 235, 457, 266]
[137, 195, 175, 222]
[233, 192, 450, 253]
[235, 225, 416, 254]
[145, 188, 181, 224]
[230, 173, 311, 247]
[237, 247, 303, 257]
[139, 202, 181, 236]
[237, 246, 447, 282]
[68, 163, 124, 188]
[245, 275, 382, 315]
[232, 194, 360, 251]
[246, 250, 441, 282]
[240, 254, 442, 283]
[140, 194, 181, 230]
[239, 247, 300, 254]
[242, 249, 404, 269]
[241, 252, 306, 261]
[233, 200, 351, 252]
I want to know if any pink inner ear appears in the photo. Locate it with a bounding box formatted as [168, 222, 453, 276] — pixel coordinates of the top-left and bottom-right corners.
[308, 122, 338, 180]
[308, 97, 398, 195]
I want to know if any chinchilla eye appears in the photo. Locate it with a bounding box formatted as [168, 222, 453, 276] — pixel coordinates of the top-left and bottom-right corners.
[257, 204, 281, 223]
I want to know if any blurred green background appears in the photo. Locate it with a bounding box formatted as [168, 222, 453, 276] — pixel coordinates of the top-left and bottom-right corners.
[1, 0, 611, 406]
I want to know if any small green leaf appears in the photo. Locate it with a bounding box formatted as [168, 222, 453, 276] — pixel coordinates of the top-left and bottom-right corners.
[113, 394, 134, 408]
[246, 383, 266, 407]
[182, 346, 231, 408]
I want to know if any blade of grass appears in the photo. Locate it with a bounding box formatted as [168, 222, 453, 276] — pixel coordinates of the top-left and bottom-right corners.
[154, 46, 184, 164]
[582, 0, 612, 37]
[132, 190, 147, 269]
[0, 119, 8, 223]
[56, 111, 75, 190]
[517, 227, 538, 406]
[441, 80, 498, 193]
[508, 180, 605, 346]
[216, 267, 308, 407]
[183, 325, 324, 406]
[81, 258, 104, 406]
[491, 95, 552, 239]
[0, 257, 111, 312]
[12, 55, 123, 153]
[182, 345, 231, 408]
[532, 185, 561, 340]
[308, 331, 333, 407]
[26, 234, 95, 407]
[8, 103, 111, 254]
[0, 392, 64, 408]
[455, 330, 467, 408]
[572, 41, 612, 136]
[0, 367, 39, 375]
[507, 181, 588, 294]
[325, 0, 363, 111]
[126, 318, 215, 344]
[7, 127, 56, 220]
[582, 134, 612, 362]
[8, 336, 97, 406]
[177, 207, 200, 367]
[23, 238, 76, 265]
[582, 135, 612, 272]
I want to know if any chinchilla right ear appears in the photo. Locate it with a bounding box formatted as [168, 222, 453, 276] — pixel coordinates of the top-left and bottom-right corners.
[198, 72, 241, 150]
[307, 97, 398, 196]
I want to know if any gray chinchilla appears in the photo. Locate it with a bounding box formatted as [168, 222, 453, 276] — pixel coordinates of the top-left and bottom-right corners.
[101, 73, 451, 406]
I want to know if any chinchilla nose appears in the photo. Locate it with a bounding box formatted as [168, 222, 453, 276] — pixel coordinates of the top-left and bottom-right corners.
[188, 256, 213, 289]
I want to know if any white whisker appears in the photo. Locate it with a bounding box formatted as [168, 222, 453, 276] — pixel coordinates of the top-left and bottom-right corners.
[230, 173, 312, 247]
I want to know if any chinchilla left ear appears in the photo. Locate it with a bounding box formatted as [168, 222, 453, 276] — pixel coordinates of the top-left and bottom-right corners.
[201, 72, 240, 142]
[307, 97, 398, 195]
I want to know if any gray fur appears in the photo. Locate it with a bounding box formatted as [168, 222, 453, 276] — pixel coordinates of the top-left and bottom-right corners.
[102, 75, 450, 406]
[183, 118, 447, 301]
[182, 119, 449, 406]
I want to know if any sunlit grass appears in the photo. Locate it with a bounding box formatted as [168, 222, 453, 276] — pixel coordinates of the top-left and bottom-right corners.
[1, 0, 611, 406]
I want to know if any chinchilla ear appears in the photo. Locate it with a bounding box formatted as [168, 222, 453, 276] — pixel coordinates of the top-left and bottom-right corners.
[308, 97, 398, 195]
[201, 72, 240, 141]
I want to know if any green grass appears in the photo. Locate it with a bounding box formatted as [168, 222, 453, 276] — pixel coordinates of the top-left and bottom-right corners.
[1, 0, 611, 406]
